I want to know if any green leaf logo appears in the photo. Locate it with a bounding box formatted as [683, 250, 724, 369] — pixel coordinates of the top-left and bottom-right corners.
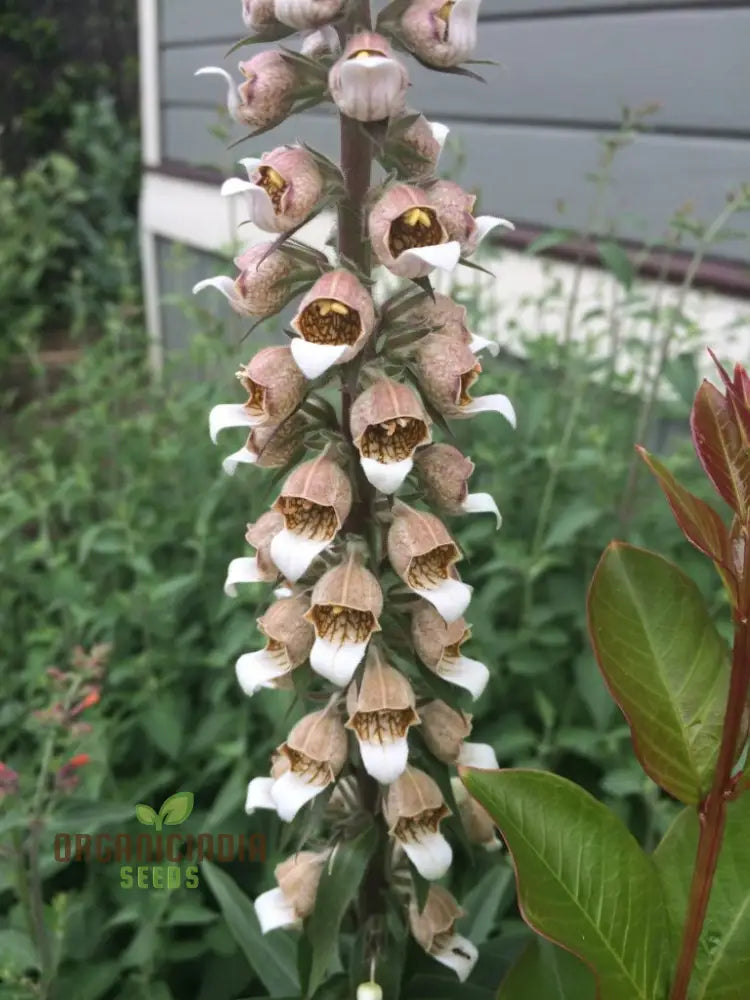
[135, 803, 158, 827]
[135, 793, 194, 831]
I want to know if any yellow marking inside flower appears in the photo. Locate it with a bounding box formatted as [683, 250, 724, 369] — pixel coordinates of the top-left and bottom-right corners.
[403, 207, 434, 228]
[442, 629, 471, 663]
[458, 363, 482, 406]
[437, 1, 454, 22]
[298, 299, 361, 346]
[234, 371, 267, 416]
[360, 418, 428, 462]
[350, 49, 386, 60]
[257, 165, 287, 211]
[388, 206, 444, 259]
[277, 497, 337, 540]
[407, 543, 459, 589]
[311, 605, 377, 643]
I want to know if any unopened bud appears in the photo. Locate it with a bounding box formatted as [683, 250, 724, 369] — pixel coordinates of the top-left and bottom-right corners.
[419, 700, 472, 764]
[368, 183, 460, 279]
[408, 884, 478, 982]
[450, 777, 502, 851]
[412, 601, 489, 700]
[357, 983, 383, 1000]
[302, 25, 341, 58]
[414, 443, 500, 526]
[195, 51, 297, 130]
[194, 242, 295, 319]
[255, 849, 329, 932]
[393, 113, 449, 182]
[242, 0, 277, 30]
[275, 0, 345, 29]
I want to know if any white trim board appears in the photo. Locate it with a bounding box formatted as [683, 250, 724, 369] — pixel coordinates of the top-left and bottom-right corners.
[137, 0, 161, 167]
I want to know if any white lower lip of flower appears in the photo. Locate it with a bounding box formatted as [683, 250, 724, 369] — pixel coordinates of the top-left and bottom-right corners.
[193, 275, 239, 309]
[338, 58, 405, 122]
[194, 66, 239, 117]
[224, 556, 265, 597]
[274, 585, 294, 599]
[482, 834, 503, 853]
[413, 579, 472, 623]
[235, 648, 289, 696]
[457, 742, 499, 770]
[221, 178, 278, 232]
[429, 121, 449, 150]
[359, 736, 409, 784]
[254, 886, 299, 934]
[310, 636, 369, 686]
[461, 492, 502, 528]
[461, 393, 517, 428]
[472, 215, 514, 247]
[445, 0, 481, 57]
[431, 933, 479, 982]
[222, 445, 259, 476]
[245, 776, 278, 815]
[290, 339, 349, 380]
[360, 456, 413, 494]
[439, 654, 489, 700]
[400, 241, 461, 274]
[270, 528, 331, 582]
[271, 770, 328, 821]
[468, 334, 499, 357]
[400, 830, 452, 880]
[209, 403, 264, 444]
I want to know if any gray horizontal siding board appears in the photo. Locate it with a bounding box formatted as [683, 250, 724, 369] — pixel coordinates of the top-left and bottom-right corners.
[161, 106, 750, 257]
[162, 10, 750, 133]
[480, 0, 734, 12]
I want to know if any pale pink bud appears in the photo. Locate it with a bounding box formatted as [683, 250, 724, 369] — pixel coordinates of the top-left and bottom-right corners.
[396, 114, 449, 182]
[414, 443, 500, 525]
[271, 454, 353, 581]
[412, 601, 488, 699]
[451, 777, 501, 851]
[275, 0, 345, 30]
[345, 646, 419, 782]
[414, 333, 516, 426]
[426, 179, 512, 254]
[221, 146, 324, 233]
[242, 0, 277, 30]
[255, 849, 329, 932]
[387, 502, 471, 622]
[350, 378, 431, 494]
[272, 707, 348, 819]
[408, 885, 479, 981]
[302, 26, 341, 58]
[329, 33, 409, 123]
[383, 767, 452, 879]
[195, 51, 297, 129]
[224, 510, 285, 596]
[304, 551, 383, 686]
[222, 412, 306, 477]
[290, 269, 376, 379]
[194, 242, 295, 319]
[235, 595, 314, 696]
[368, 183, 460, 278]
[401, 0, 481, 68]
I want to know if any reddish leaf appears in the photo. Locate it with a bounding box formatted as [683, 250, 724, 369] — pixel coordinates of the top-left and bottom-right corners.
[690, 380, 750, 520]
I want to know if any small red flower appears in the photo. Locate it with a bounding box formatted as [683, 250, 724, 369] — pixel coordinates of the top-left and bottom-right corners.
[67, 753, 92, 769]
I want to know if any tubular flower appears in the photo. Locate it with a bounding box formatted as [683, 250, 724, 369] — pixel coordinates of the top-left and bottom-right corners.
[304, 551, 383, 685]
[272, 706, 348, 819]
[195, 51, 297, 130]
[387, 502, 472, 622]
[401, 0, 482, 69]
[345, 646, 419, 783]
[235, 595, 314, 696]
[221, 411, 306, 477]
[414, 443, 501, 525]
[255, 849, 329, 932]
[194, 242, 295, 318]
[426, 179, 512, 255]
[274, 0, 345, 30]
[245, 754, 290, 816]
[368, 183, 460, 278]
[414, 333, 516, 424]
[396, 114, 449, 182]
[301, 25, 341, 58]
[270, 454, 353, 582]
[408, 885, 479, 981]
[242, 0, 277, 30]
[383, 767, 452, 879]
[209, 346, 306, 446]
[419, 700, 499, 768]
[290, 269, 376, 379]
[225, 511, 285, 596]
[329, 33, 409, 123]
[350, 378, 431, 494]
[412, 601, 489, 699]
[405, 291, 497, 355]
[221, 146, 324, 233]
[451, 777, 502, 851]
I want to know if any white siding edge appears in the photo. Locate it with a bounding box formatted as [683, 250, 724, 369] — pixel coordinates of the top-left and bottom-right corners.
[138, 0, 161, 167]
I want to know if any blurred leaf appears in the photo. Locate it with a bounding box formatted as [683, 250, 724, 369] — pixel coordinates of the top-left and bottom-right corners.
[0, 929, 38, 973]
[459, 862, 515, 945]
[597, 241, 634, 289]
[543, 503, 603, 549]
[526, 230, 572, 255]
[497, 938, 596, 999]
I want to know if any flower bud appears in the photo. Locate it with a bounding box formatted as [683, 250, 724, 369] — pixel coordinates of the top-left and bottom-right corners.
[401, 0, 481, 69]
[383, 767, 452, 879]
[450, 776, 501, 851]
[403, 291, 497, 355]
[0, 762, 20, 799]
[272, 707, 348, 819]
[412, 601, 489, 699]
[357, 983, 383, 1000]
[224, 511, 285, 596]
[368, 183, 460, 278]
[290, 269, 376, 379]
[393, 113, 449, 182]
[242, 0, 277, 30]
[426, 179, 512, 255]
[414, 333, 515, 425]
[304, 551, 383, 686]
[221, 146, 324, 233]
[329, 33, 408, 123]
[301, 25, 341, 58]
[270, 453, 353, 581]
[194, 242, 295, 318]
[275, 0, 345, 30]
[221, 411, 306, 477]
[195, 51, 297, 130]
[346, 646, 418, 783]
[350, 378, 431, 493]
[387, 502, 471, 622]
[255, 849, 329, 932]
[408, 884, 479, 981]
[235, 595, 314, 696]
[414, 443, 500, 525]
[420, 701, 498, 768]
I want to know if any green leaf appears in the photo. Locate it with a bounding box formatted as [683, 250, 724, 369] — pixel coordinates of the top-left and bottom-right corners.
[497, 938, 596, 999]
[462, 768, 672, 1000]
[158, 791, 194, 826]
[526, 229, 572, 255]
[135, 803, 158, 826]
[654, 794, 750, 998]
[0, 929, 38, 974]
[597, 241, 635, 289]
[588, 543, 729, 804]
[543, 502, 603, 549]
[306, 825, 379, 998]
[201, 860, 299, 997]
[459, 862, 515, 946]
